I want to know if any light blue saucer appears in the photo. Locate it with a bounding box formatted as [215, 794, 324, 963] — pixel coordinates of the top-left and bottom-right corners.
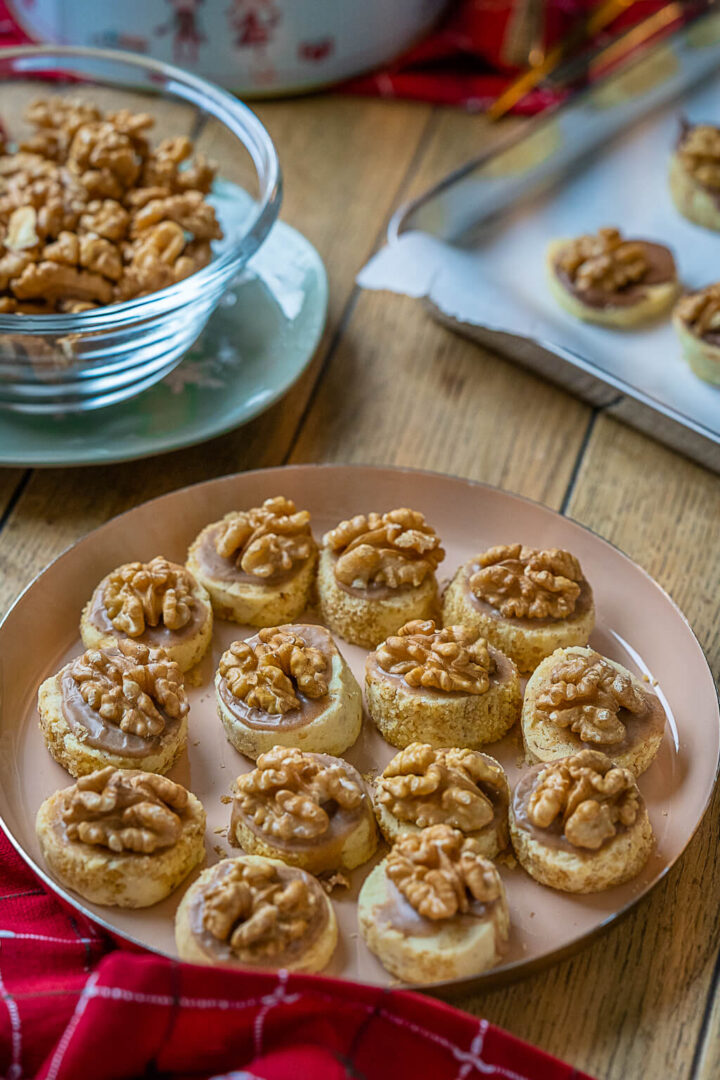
[0, 217, 327, 466]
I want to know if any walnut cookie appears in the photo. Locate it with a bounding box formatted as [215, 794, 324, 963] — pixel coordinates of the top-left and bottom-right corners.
[442, 543, 595, 673]
[37, 640, 190, 778]
[81, 556, 213, 672]
[669, 120, 720, 232]
[229, 746, 377, 874]
[546, 226, 678, 327]
[215, 624, 362, 760]
[318, 508, 444, 648]
[672, 283, 720, 385]
[186, 497, 318, 626]
[522, 646, 666, 777]
[175, 855, 337, 973]
[373, 743, 509, 857]
[36, 767, 206, 907]
[358, 824, 509, 983]
[509, 750, 654, 893]
[365, 620, 521, 748]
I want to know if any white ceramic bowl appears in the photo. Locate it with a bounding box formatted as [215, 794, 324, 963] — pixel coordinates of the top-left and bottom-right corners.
[7, 0, 449, 95]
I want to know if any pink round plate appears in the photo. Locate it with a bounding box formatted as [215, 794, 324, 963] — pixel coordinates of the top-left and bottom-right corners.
[0, 464, 717, 992]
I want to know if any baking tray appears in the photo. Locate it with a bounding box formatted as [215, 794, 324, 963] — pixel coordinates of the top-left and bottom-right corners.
[360, 12, 720, 472]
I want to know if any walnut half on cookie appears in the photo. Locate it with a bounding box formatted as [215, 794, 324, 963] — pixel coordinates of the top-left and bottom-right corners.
[672, 283, 720, 385]
[187, 496, 318, 626]
[509, 750, 654, 893]
[175, 855, 337, 973]
[373, 743, 509, 857]
[442, 543, 595, 673]
[366, 620, 521, 749]
[215, 624, 362, 760]
[36, 767, 206, 907]
[317, 508, 444, 648]
[546, 226, 678, 327]
[81, 556, 213, 672]
[37, 639, 189, 777]
[229, 746, 377, 874]
[669, 120, 720, 232]
[358, 824, 509, 983]
[522, 646, 667, 777]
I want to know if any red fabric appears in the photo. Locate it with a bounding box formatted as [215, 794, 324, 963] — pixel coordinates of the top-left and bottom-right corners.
[0, 830, 594, 1080]
[342, 0, 686, 112]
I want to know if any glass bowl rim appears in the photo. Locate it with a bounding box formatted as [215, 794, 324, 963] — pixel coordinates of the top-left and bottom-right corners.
[0, 43, 283, 334]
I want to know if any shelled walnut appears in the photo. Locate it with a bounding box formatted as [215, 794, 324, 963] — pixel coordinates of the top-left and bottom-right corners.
[376, 620, 493, 694]
[386, 824, 501, 920]
[234, 746, 364, 841]
[674, 283, 720, 337]
[214, 496, 316, 579]
[219, 628, 328, 714]
[62, 767, 188, 853]
[202, 860, 321, 962]
[67, 639, 188, 738]
[535, 652, 646, 746]
[469, 543, 583, 620]
[527, 750, 639, 850]
[376, 744, 505, 832]
[324, 508, 444, 589]
[0, 97, 222, 313]
[678, 123, 720, 189]
[103, 557, 196, 637]
[556, 228, 649, 294]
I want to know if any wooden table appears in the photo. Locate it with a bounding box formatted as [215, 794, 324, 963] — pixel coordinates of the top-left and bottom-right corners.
[0, 96, 718, 1080]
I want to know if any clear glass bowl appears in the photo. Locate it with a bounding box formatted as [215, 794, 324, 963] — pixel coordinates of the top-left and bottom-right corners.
[0, 45, 282, 414]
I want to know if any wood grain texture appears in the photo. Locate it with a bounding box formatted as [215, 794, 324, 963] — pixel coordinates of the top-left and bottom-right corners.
[0, 95, 717, 1079]
[458, 416, 720, 1079]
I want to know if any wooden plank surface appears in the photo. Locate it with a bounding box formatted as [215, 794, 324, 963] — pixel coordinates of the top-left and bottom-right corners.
[0, 96, 718, 1079]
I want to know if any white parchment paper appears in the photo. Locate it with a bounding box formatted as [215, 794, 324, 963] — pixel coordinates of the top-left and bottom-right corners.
[358, 76, 720, 438]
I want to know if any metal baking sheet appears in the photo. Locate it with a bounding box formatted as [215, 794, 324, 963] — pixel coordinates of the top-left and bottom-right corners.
[358, 19, 720, 472]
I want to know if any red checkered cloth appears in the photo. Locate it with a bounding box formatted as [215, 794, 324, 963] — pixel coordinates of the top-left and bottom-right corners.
[0, 831, 593, 1080]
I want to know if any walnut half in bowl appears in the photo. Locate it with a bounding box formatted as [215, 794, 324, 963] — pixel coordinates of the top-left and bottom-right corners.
[0, 48, 280, 413]
[510, 749, 655, 893]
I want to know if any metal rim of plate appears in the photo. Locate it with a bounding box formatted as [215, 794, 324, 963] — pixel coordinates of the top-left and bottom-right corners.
[0, 462, 717, 995]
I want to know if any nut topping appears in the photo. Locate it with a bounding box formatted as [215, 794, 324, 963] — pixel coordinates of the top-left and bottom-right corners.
[675, 283, 720, 338]
[535, 651, 646, 746]
[678, 123, 720, 189]
[526, 750, 640, 851]
[219, 628, 329, 715]
[376, 744, 506, 832]
[469, 543, 584, 620]
[67, 639, 188, 738]
[376, 620, 494, 694]
[386, 824, 501, 921]
[0, 97, 220, 312]
[214, 496, 315, 579]
[62, 766, 188, 853]
[324, 508, 444, 590]
[234, 747, 364, 842]
[102, 557, 197, 637]
[556, 228, 649, 295]
[202, 860, 321, 962]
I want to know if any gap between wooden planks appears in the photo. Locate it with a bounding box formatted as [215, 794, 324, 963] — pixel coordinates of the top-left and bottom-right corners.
[0, 98, 718, 1080]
